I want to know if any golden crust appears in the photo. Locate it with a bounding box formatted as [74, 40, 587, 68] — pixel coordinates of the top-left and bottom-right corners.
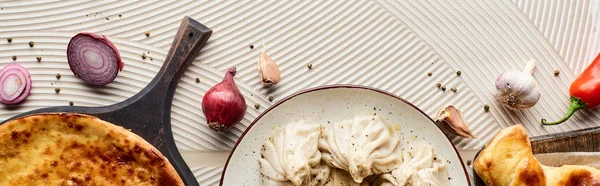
[474, 124, 600, 186]
[0, 113, 183, 186]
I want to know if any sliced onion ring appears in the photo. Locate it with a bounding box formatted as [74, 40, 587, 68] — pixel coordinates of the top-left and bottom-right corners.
[67, 32, 123, 86]
[0, 64, 32, 105]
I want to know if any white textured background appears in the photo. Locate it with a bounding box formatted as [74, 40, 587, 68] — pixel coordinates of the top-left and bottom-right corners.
[1, 1, 599, 185]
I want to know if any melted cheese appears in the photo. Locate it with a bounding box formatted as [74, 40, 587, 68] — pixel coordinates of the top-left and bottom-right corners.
[0, 113, 183, 186]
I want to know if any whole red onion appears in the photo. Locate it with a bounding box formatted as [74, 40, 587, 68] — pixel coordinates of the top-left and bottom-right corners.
[202, 67, 247, 132]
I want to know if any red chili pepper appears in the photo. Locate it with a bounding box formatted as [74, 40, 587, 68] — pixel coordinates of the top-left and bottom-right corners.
[542, 53, 600, 125]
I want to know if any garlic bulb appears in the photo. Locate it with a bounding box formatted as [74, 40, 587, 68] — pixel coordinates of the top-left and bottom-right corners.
[495, 60, 541, 110]
[258, 43, 281, 87]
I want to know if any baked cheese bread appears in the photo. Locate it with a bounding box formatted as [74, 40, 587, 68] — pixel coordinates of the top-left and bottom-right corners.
[473, 124, 600, 186]
[0, 113, 184, 186]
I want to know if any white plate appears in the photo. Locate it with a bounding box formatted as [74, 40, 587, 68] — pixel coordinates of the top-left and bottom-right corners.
[221, 85, 470, 185]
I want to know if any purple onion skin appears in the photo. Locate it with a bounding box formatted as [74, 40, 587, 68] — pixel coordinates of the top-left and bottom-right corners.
[202, 67, 247, 132]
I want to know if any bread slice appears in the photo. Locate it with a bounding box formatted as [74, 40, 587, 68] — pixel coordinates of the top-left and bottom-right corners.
[474, 124, 600, 186]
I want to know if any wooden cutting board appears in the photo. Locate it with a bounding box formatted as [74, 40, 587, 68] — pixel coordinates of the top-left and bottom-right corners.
[530, 126, 600, 153]
[0, 16, 212, 186]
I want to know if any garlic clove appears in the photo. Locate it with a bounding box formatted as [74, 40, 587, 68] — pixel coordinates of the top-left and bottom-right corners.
[258, 44, 281, 87]
[435, 105, 475, 138]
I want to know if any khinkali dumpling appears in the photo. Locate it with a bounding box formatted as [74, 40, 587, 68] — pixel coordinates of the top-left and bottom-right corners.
[375, 143, 449, 186]
[323, 168, 370, 186]
[259, 120, 327, 186]
[261, 163, 330, 186]
[319, 115, 403, 183]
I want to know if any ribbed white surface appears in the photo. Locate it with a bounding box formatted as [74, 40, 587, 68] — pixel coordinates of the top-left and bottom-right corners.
[192, 167, 220, 186]
[511, 0, 600, 75]
[376, 0, 600, 136]
[0, 1, 598, 184]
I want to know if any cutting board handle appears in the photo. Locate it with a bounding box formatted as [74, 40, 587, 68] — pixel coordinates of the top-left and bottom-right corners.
[148, 16, 213, 95]
[120, 16, 212, 110]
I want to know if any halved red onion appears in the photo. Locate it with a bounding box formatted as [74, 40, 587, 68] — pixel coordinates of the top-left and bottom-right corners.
[67, 32, 123, 86]
[0, 64, 32, 105]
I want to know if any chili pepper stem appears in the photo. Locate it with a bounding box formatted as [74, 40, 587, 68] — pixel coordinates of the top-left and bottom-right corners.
[541, 96, 587, 125]
[523, 59, 536, 75]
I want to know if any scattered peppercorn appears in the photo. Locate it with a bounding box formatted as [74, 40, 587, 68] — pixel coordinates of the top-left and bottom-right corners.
[268, 96, 274, 102]
[554, 70, 560, 76]
[436, 83, 441, 88]
[254, 103, 260, 109]
[249, 44, 254, 49]
[195, 77, 200, 83]
[149, 57, 153, 61]
[69, 101, 74, 106]
[6, 37, 12, 43]
[467, 160, 472, 166]
[118, 14, 122, 18]
[141, 53, 147, 60]
[427, 72, 432, 76]
[54, 88, 61, 93]
[307, 64, 313, 69]
[484, 105, 490, 112]
[456, 71, 462, 76]
[441, 86, 446, 91]
[144, 32, 150, 37]
[450, 88, 457, 92]
[106, 17, 110, 20]
[56, 73, 61, 79]
[36, 56, 42, 62]
[11, 55, 16, 61]
[28, 41, 34, 47]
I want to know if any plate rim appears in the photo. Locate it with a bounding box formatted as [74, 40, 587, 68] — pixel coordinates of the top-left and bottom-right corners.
[219, 84, 471, 185]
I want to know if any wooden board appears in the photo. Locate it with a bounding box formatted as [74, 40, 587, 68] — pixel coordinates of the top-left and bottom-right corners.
[530, 126, 600, 154]
[0, 16, 212, 186]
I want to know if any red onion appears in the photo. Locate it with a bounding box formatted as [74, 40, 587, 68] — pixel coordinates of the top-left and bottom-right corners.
[202, 67, 247, 132]
[0, 64, 32, 105]
[67, 32, 123, 86]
